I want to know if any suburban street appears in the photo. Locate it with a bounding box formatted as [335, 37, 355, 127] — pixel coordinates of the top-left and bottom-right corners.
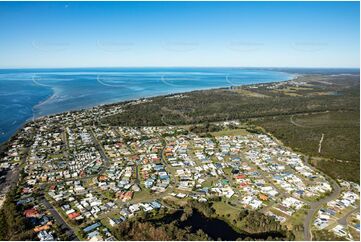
[337, 207, 359, 226]
[303, 177, 341, 241]
[41, 197, 79, 241]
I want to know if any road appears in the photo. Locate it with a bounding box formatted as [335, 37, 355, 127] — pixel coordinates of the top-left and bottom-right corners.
[35, 128, 111, 186]
[337, 207, 359, 226]
[89, 128, 110, 174]
[135, 165, 140, 185]
[318, 133, 324, 154]
[290, 115, 309, 128]
[303, 176, 341, 241]
[0, 145, 30, 196]
[265, 133, 342, 241]
[38, 129, 110, 241]
[41, 197, 79, 240]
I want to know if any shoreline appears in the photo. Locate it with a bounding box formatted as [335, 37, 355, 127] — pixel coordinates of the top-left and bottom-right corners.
[0, 73, 298, 147]
[35, 73, 298, 118]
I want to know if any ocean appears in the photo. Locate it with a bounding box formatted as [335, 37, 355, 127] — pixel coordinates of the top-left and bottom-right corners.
[0, 67, 294, 143]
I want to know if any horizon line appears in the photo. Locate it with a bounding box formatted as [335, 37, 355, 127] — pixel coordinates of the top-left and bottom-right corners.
[0, 66, 360, 70]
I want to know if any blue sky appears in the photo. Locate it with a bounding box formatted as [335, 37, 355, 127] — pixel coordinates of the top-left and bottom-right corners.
[0, 1, 359, 68]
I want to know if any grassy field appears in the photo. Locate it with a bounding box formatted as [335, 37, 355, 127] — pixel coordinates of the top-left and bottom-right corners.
[211, 128, 250, 137]
[132, 189, 156, 202]
[211, 200, 246, 231]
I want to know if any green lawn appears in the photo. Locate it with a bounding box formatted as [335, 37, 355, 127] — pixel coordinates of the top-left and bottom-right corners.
[211, 128, 250, 137]
[212, 201, 243, 229]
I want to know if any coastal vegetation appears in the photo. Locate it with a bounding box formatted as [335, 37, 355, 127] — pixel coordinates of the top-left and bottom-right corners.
[0, 73, 358, 241]
[0, 188, 36, 241]
[103, 74, 360, 182]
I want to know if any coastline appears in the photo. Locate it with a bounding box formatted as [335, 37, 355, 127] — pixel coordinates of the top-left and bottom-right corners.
[35, 73, 298, 119]
[1, 71, 359, 241]
[0, 73, 297, 147]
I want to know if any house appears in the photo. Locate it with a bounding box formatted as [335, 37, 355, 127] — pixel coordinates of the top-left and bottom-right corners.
[108, 217, 125, 227]
[116, 191, 133, 202]
[83, 222, 101, 233]
[282, 197, 304, 210]
[34, 224, 51, 232]
[259, 194, 268, 201]
[39, 215, 51, 226]
[68, 212, 81, 220]
[129, 204, 140, 213]
[17, 197, 34, 205]
[332, 225, 348, 238]
[120, 208, 131, 217]
[249, 198, 262, 209]
[24, 208, 41, 218]
[87, 230, 101, 240]
[150, 201, 161, 209]
[141, 203, 153, 212]
[37, 231, 54, 241]
[236, 174, 246, 179]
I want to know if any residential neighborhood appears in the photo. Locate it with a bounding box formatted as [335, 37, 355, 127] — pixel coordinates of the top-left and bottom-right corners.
[0, 103, 359, 241]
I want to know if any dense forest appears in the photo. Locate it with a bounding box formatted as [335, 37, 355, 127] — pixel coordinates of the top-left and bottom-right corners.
[0, 188, 36, 241]
[252, 111, 360, 182]
[112, 220, 210, 241]
[103, 75, 359, 127]
[102, 74, 360, 182]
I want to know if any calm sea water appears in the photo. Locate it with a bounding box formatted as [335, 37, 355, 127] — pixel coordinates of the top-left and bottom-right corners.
[0, 68, 293, 143]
